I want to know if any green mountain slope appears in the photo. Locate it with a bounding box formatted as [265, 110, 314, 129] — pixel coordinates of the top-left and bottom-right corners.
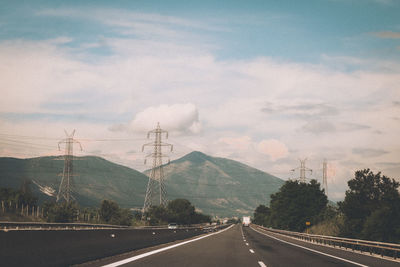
[161, 151, 285, 218]
[0, 156, 148, 208]
[0, 152, 285, 217]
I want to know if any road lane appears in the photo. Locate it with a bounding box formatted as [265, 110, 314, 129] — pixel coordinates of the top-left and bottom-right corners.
[86, 224, 399, 267]
[245, 226, 399, 267]
[97, 224, 261, 267]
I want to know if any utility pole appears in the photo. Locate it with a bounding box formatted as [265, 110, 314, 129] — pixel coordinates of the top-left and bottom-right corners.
[56, 130, 82, 203]
[291, 158, 312, 183]
[141, 123, 173, 217]
[322, 159, 328, 196]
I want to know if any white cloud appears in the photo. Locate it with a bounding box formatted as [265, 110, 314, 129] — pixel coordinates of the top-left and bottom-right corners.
[117, 103, 201, 134]
[257, 139, 289, 161]
[1, 8, 400, 201]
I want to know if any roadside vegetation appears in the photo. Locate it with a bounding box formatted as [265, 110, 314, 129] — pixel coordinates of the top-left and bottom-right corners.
[143, 198, 211, 226]
[253, 179, 328, 232]
[253, 169, 400, 243]
[0, 183, 210, 227]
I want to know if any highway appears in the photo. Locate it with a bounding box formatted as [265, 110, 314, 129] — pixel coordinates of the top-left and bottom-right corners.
[83, 224, 399, 267]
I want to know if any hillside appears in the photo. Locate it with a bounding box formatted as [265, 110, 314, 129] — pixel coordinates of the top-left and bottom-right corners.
[160, 151, 285, 217]
[0, 156, 148, 208]
[0, 152, 285, 217]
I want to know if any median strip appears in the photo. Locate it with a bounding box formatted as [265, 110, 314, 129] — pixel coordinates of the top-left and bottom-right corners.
[101, 225, 234, 267]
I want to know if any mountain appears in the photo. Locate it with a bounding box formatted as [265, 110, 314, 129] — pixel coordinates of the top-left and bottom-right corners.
[0, 156, 148, 208]
[0, 152, 285, 217]
[160, 151, 285, 217]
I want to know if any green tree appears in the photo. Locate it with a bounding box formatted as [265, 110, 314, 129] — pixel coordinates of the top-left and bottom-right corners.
[269, 179, 327, 232]
[167, 198, 195, 225]
[339, 169, 400, 242]
[146, 205, 170, 225]
[253, 205, 270, 226]
[144, 199, 211, 226]
[99, 199, 132, 226]
[99, 200, 120, 223]
[43, 201, 79, 223]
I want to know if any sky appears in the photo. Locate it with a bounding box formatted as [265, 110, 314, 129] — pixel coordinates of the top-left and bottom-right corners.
[1, 0, 400, 201]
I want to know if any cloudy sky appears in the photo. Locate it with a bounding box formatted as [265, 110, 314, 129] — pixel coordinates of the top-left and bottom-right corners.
[1, 0, 400, 201]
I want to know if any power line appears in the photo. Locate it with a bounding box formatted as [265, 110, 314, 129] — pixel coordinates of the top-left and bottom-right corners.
[0, 138, 56, 149]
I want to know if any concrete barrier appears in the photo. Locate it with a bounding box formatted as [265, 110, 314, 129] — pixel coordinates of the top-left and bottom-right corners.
[0, 227, 207, 266]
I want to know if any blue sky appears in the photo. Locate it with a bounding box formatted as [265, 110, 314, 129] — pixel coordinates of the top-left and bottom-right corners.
[2, 0, 400, 62]
[0, 0, 400, 201]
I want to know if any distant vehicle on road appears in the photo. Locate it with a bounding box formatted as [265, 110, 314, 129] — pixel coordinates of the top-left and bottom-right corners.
[168, 223, 178, 229]
[242, 216, 251, 227]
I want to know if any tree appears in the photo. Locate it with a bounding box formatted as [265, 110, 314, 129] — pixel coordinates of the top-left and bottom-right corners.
[146, 205, 170, 225]
[253, 205, 270, 226]
[339, 169, 400, 242]
[167, 199, 195, 225]
[99, 200, 120, 223]
[99, 200, 132, 226]
[145, 199, 211, 226]
[43, 201, 79, 223]
[269, 180, 327, 232]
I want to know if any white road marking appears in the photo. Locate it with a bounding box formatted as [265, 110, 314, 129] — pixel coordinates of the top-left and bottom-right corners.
[246, 243, 249, 246]
[249, 249, 255, 253]
[101, 224, 235, 267]
[258, 261, 267, 267]
[244, 239, 246, 242]
[251, 227, 369, 267]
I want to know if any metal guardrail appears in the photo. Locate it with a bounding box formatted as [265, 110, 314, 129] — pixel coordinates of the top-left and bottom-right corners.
[0, 221, 128, 231]
[254, 225, 400, 260]
[0, 221, 221, 231]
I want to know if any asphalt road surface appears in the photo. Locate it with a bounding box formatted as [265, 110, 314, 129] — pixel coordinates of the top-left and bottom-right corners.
[88, 224, 399, 267]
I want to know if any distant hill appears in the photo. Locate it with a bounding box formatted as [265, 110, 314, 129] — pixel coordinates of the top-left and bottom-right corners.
[0, 156, 148, 208]
[159, 151, 285, 218]
[0, 152, 285, 218]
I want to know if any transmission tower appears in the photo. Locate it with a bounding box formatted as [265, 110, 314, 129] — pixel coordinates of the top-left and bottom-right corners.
[291, 158, 312, 183]
[141, 123, 173, 216]
[56, 130, 82, 203]
[322, 159, 328, 196]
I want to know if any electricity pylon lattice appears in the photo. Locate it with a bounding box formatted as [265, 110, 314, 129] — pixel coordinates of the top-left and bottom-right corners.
[142, 123, 173, 216]
[56, 130, 82, 203]
[291, 158, 312, 183]
[322, 159, 328, 196]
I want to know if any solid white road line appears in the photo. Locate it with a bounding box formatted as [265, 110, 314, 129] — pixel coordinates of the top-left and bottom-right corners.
[258, 261, 267, 267]
[249, 249, 255, 253]
[251, 227, 369, 267]
[102, 224, 235, 267]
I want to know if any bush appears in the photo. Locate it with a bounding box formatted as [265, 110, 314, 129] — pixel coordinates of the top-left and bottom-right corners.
[99, 200, 133, 226]
[43, 201, 79, 223]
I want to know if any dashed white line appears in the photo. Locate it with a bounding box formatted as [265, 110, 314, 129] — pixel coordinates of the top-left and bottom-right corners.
[251, 227, 369, 267]
[258, 261, 267, 267]
[244, 239, 246, 242]
[249, 249, 255, 253]
[246, 243, 249, 246]
[101, 224, 235, 267]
